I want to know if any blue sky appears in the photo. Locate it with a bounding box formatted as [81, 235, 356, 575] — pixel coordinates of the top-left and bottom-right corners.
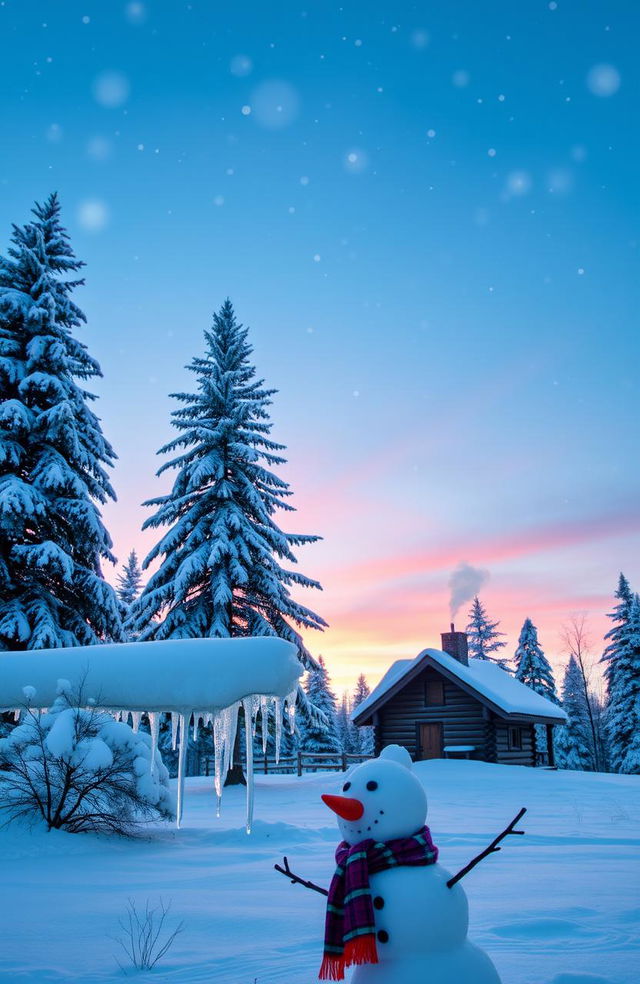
[1, 0, 638, 689]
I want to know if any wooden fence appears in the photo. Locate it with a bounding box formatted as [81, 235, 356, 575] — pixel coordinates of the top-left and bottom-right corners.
[202, 751, 373, 778]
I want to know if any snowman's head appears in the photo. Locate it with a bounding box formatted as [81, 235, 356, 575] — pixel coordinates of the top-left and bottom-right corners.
[322, 745, 427, 845]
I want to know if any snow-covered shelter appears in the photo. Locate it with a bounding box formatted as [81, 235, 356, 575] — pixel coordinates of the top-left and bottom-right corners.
[351, 629, 567, 767]
[0, 636, 302, 830]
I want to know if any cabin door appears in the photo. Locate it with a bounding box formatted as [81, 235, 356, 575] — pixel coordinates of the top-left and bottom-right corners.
[420, 722, 443, 760]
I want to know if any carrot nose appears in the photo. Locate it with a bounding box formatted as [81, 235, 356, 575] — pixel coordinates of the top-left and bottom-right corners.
[321, 794, 364, 821]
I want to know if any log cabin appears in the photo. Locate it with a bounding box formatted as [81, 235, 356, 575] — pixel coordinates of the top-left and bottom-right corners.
[351, 628, 567, 767]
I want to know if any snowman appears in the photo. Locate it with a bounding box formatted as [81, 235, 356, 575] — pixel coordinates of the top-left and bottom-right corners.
[276, 745, 523, 983]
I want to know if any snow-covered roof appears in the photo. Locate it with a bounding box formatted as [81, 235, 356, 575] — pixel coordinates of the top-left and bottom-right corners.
[352, 648, 567, 725]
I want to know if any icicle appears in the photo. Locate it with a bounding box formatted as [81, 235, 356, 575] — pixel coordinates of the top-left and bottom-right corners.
[13, 708, 20, 722]
[131, 711, 142, 733]
[274, 697, 282, 764]
[212, 711, 225, 816]
[148, 712, 160, 774]
[176, 712, 188, 829]
[285, 689, 297, 734]
[260, 696, 269, 754]
[193, 712, 201, 742]
[225, 701, 240, 776]
[171, 711, 179, 751]
[242, 698, 254, 834]
[248, 695, 259, 737]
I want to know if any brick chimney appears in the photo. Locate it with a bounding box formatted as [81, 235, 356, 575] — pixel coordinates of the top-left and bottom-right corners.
[441, 623, 469, 666]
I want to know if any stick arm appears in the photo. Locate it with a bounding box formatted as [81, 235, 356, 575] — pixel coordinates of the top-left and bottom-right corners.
[274, 856, 329, 897]
[447, 807, 527, 889]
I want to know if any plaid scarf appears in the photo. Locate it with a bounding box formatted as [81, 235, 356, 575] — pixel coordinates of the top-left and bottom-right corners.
[319, 826, 438, 981]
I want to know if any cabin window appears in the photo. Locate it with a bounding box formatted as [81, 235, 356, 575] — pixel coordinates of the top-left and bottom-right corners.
[508, 727, 523, 750]
[425, 678, 445, 706]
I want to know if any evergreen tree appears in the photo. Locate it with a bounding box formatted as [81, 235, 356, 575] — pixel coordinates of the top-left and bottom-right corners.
[116, 549, 143, 606]
[514, 617, 558, 759]
[555, 655, 595, 771]
[514, 618, 557, 699]
[336, 691, 359, 755]
[351, 673, 375, 755]
[299, 656, 340, 754]
[0, 194, 121, 650]
[116, 548, 143, 641]
[605, 594, 640, 774]
[601, 573, 633, 704]
[466, 596, 509, 668]
[131, 300, 325, 663]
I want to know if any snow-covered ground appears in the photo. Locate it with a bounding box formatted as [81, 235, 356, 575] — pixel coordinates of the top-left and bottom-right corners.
[0, 761, 638, 984]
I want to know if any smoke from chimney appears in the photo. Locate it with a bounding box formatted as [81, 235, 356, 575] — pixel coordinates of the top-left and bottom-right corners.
[448, 562, 490, 619]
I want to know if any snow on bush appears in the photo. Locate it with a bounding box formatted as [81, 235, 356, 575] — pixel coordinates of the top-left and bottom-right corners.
[0, 684, 175, 835]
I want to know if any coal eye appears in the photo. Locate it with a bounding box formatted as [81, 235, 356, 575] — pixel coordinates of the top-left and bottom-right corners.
[366, 781, 378, 791]
[343, 781, 351, 792]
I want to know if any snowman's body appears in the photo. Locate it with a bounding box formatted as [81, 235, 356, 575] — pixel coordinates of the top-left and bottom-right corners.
[352, 865, 500, 983]
[321, 745, 502, 984]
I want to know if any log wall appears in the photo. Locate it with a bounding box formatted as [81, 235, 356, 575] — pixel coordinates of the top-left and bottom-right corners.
[376, 667, 488, 760]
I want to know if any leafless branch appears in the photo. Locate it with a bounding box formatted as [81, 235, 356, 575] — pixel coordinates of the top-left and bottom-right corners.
[274, 856, 329, 896]
[447, 808, 527, 888]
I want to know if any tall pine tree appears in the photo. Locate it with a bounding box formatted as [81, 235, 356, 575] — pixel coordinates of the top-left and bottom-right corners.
[514, 618, 557, 700]
[132, 300, 325, 655]
[116, 549, 143, 606]
[555, 655, 596, 771]
[116, 548, 143, 641]
[514, 617, 558, 758]
[466, 596, 509, 668]
[605, 593, 640, 774]
[299, 656, 340, 754]
[351, 673, 375, 755]
[336, 692, 355, 754]
[0, 194, 121, 650]
[601, 573, 633, 705]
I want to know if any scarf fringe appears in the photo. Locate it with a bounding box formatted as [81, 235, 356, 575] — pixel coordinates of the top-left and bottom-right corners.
[318, 954, 345, 981]
[319, 936, 378, 981]
[345, 934, 378, 968]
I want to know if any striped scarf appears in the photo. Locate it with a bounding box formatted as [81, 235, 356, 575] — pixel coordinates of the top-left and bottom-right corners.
[319, 826, 438, 981]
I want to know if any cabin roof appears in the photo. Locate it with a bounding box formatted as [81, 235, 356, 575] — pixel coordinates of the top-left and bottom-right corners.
[351, 648, 568, 726]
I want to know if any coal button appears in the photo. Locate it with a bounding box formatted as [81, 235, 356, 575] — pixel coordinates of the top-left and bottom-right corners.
[373, 896, 384, 910]
[377, 930, 389, 944]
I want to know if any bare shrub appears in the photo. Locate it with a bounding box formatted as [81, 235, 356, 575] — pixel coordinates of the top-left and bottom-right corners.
[114, 898, 184, 971]
[0, 682, 174, 835]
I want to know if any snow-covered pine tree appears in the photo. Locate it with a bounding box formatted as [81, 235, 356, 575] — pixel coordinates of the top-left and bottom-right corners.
[351, 673, 374, 755]
[514, 618, 557, 700]
[131, 299, 325, 652]
[605, 594, 640, 774]
[0, 194, 121, 651]
[116, 548, 143, 641]
[299, 656, 340, 754]
[555, 655, 595, 771]
[601, 573, 633, 704]
[466, 596, 509, 669]
[514, 617, 558, 759]
[130, 300, 326, 778]
[561, 615, 604, 771]
[336, 693, 356, 754]
[116, 549, 143, 606]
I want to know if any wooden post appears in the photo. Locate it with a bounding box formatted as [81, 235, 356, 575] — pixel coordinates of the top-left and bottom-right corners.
[546, 724, 555, 767]
[297, 750, 302, 777]
[341, 752, 347, 772]
[263, 755, 268, 775]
